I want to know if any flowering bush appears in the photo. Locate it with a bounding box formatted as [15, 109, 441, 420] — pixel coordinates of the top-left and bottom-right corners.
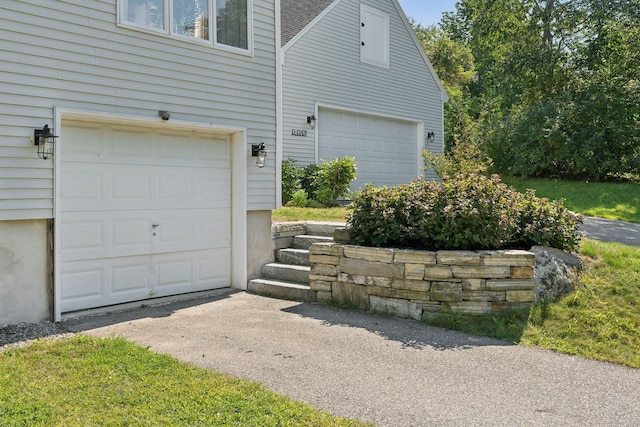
[347, 174, 582, 251]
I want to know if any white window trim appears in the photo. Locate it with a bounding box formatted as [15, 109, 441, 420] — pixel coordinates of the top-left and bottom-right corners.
[360, 3, 390, 69]
[117, 0, 254, 55]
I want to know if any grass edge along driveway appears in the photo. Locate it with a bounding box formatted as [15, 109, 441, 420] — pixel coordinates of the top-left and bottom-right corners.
[0, 336, 370, 427]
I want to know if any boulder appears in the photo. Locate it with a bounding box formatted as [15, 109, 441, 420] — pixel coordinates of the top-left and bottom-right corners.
[530, 246, 583, 302]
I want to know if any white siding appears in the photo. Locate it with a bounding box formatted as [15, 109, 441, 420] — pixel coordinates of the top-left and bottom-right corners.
[282, 0, 444, 179]
[0, 0, 277, 220]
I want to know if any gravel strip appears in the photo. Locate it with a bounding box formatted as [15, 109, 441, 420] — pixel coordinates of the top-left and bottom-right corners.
[0, 321, 75, 352]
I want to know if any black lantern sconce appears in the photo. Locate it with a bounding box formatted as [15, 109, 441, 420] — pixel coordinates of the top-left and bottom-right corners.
[34, 124, 58, 160]
[306, 114, 316, 129]
[427, 131, 435, 143]
[251, 142, 268, 168]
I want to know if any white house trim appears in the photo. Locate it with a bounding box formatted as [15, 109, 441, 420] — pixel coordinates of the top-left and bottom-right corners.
[52, 107, 248, 321]
[275, 0, 284, 208]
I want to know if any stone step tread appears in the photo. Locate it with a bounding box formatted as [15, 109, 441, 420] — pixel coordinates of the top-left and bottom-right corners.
[263, 262, 311, 271]
[280, 248, 310, 254]
[248, 279, 316, 302]
[305, 222, 347, 237]
[261, 263, 311, 284]
[293, 235, 334, 250]
[277, 248, 311, 266]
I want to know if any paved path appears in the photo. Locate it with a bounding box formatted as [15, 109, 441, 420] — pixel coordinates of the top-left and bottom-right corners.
[64, 291, 640, 427]
[581, 216, 640, 246]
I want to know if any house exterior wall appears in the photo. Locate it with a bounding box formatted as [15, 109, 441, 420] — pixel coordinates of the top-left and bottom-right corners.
[0, 220, 50, 325]
[0, 0, 277, 219]
[247, 210, 275, 280]
[281, 0, 445, 176]
[0, 0, 278, 324]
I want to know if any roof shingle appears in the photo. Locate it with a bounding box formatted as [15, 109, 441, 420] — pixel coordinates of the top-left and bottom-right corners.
[281, 0, 336, 46]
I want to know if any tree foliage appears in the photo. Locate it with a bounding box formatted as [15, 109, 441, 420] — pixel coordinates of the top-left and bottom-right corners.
[412, 21, 476, 151]
[426, 0, 640, 181]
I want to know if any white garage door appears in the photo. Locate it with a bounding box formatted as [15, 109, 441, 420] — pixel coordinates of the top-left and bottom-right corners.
[318, 109, 420, 189]
[58, 121, 232, 313]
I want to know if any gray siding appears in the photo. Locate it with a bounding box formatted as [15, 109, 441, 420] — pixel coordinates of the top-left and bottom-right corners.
[0, 0, 277, 220]
[282, 0, 444, 177]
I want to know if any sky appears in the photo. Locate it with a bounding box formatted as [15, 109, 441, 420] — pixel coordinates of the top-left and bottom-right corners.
[397, 0, 459, 27]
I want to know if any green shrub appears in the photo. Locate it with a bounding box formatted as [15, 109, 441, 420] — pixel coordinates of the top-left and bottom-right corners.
[300, 163, 320, 200]
[287, 189, 309, 207]
[313, 156, 357, 207]
[347, 174, 582, 251]
[423, 139, 491, 179]
[281, 158, 301, 205]
[515, 190, 583, 250]
[282, 159, 358, 207]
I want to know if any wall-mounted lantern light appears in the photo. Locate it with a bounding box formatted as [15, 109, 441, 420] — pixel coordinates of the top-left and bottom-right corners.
[426, 131, 435, 143]
[33, 124, 58, 160]
[251, 142, 268, 168]
[158, 110, 170, 120]
[306, 114, 316, 129]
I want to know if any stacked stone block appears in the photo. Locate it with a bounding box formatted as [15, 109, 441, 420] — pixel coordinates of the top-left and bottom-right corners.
[309, 243, 536, 320]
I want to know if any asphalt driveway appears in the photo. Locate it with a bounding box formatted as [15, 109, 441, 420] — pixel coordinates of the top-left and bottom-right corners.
[64, 291, 640, 427]
[581, 216, 640, 246]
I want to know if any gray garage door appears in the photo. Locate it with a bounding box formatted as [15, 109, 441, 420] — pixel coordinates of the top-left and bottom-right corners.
[318, 108, 420, 189]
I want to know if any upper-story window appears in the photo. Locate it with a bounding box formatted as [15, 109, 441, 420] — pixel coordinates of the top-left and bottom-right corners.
[360, 3, 389, 68]
[120, 0, 252, 52]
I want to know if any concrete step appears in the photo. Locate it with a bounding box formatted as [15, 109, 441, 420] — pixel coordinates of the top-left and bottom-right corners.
[305, 222, 347, 238]
[293, 235, 334, 250]
[261, 263, 310, 284]
[277, 248, 310, 266]
[248, 279, 317, 301]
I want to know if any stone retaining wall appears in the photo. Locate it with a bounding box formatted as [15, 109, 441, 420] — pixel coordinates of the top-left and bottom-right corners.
[309, 243, 536, 319]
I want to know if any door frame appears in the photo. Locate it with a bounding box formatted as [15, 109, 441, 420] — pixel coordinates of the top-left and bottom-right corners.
[53, 107, 248, 321]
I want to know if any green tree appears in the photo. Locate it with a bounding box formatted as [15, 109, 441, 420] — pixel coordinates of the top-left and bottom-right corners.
[435, 0, 640, 180]
[412, 21, 476, 151]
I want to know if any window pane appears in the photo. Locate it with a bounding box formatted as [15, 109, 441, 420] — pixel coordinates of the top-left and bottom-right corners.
[123, 0, 165, 31]
[216, 0, 248, 49]
[173, 0, 209, 40]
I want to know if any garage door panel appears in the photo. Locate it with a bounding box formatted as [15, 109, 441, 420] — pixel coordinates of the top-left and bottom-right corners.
[60, 121, 232, 313]
[60, 208, 228, 262]
[154, 248, 230, 296]
[111, 128, 154, 158]
[63, 123, 231, 169]
[319, 109, 419, 189]
[60, 212, 151, 262]
[152, 210, 230, 254]
[61, 256, 152, 312]
[61, 165, 229, 212]
[61, 267, 104, 302]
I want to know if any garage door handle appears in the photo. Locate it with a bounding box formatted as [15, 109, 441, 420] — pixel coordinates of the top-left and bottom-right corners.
[152, 224, 160, 228]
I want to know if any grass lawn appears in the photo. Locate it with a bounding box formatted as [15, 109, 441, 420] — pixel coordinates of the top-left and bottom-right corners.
[0, 336, 369, 427]
[502, 176, 640, 223]
[422, 238, 640, 369]
[273, 206, 348, 222]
